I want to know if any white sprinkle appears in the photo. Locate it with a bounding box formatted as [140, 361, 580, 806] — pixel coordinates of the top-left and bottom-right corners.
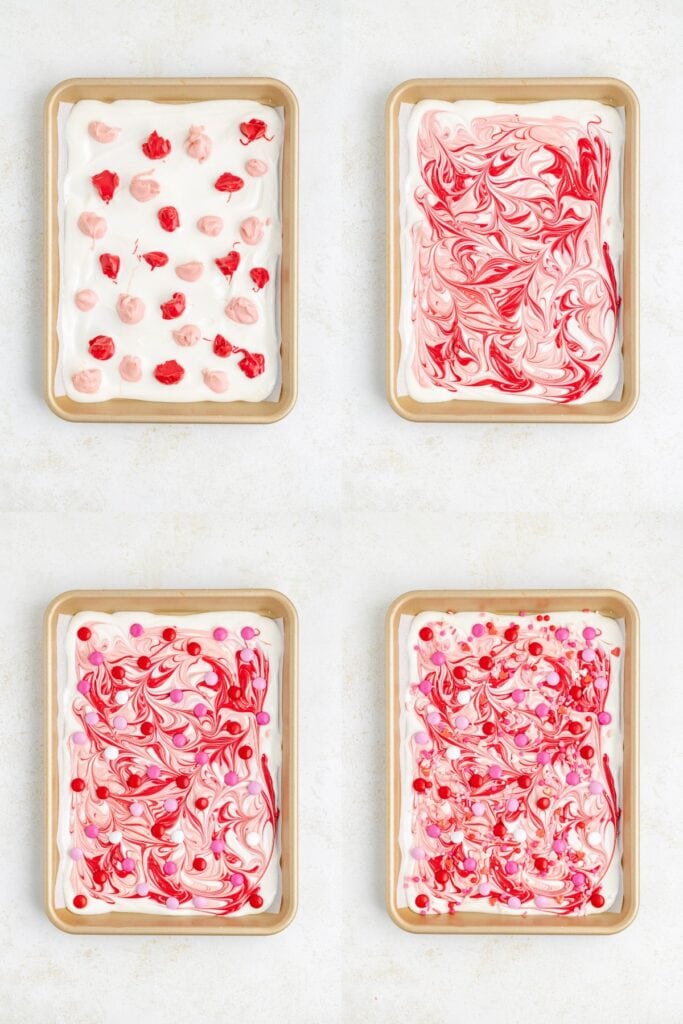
[513, 828, 527, 842]
[457, 690, 471, 706]
[445, 745, 461, 760]
[103, 745, 118, 760]
[588, 831, 602, 846]
[108, 831, 122, 844]
[170, 829, 185, 844]
[451, 830, 464, 844]
[246, 832, 260, 848]
[115, 691, 128, 705]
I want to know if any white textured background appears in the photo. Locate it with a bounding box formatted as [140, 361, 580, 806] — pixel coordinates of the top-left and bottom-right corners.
[0, 0, 681, 1021]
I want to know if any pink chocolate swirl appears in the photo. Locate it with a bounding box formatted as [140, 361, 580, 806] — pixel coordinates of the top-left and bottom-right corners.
[64, 621, 278, 915]
[410, 111, 621, 403]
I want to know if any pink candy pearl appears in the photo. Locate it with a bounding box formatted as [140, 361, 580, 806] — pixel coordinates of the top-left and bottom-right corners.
[426, 824, 440, 838]
[130, 623, 144, 637]
[511, 689, 525, 703]
[546, 671, 560, 685]
[147, 764, 161, 779]
[85, 712, 98, 725]
[163, 861, 177, 875]
[252, 676, 267, 691]
[69, 847, 83, 861]
[505, 860, 518, 875]
[566, 771, 580, 785]
[136, 882, 150, 896]
[598, 711, 612, 725]
[247, 781, 261, 795]
[210, 839, 225, 854]
[472, 623, 485, 638]
[582, 627, 597, 641]
[256, 711, 270, 725]
[240, 648, 255, 663]
[195, 751, 209, 765]
[426, 712, 440, 726]
[463, 857, 476, 871]
[130, 802, 143, 816]
[411, 847, 427, 861]
[224, 771, 238, 785]
[170, 689, 183, 703]
[77, 679, 90, 695]
[536, 703, 549, 718]
[581, 648, 596, 663]
[241, 626, 256, 640]
[514, 732, 529, 748]
[479, 881, 491, 895]
[166, 897, 179, 910]
[507, 798, 519, 813]
[230, 873, 244, 887]
[193, 895, 208, 908]
[113, 716, 127, 731]
[555, 628, 569, 642]
[89, 651, 104, 666]
[534, 895, 551, 909]
[571, 872, 586, 887]
[194, 702, 208, 717]
[85, 825, 99, 838]
[72, 731, 87, 745]
[431, 651, 447, 666]
[488, 764, 502, 779]
[472, 801, 485, 816]
[164, 798, 178, 813]
[595, 676, 608, 690]
[204, 672, 218, 685]
[589, 781, 603, 794]
[418, 680, 432, 694]
[213, 627, 227, 641]
[508, 896, 522, 910]
[552, 838, 566, 854]
[121, 858, 134, 872]
[537, 750, 551, 765]
[455, 715, 469, 730]
[172, 733, 187, 748]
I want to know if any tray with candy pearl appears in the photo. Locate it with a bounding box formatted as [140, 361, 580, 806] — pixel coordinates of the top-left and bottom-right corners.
[45, 589, 297, 934]
[386, 590, 638, 933]
[386, 78, 639, 422]
[45, 78, 298, 423]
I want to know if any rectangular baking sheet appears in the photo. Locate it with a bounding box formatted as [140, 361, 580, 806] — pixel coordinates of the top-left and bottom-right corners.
[45, 78, 298, 423]
[45, 588, 298, 934]
[386, 589, 638, 933]
[386, 78, 639, 422]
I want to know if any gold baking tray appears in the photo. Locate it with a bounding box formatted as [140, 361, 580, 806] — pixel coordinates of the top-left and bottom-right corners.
[45, 588, 298, 934]
[386, 589, 639, 933]
[386, 78, 639, 422]
[45, 78, 298, 423]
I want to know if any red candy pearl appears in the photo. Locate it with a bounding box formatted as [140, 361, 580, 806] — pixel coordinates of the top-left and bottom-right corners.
[73, 895, 87, 909]
[482, 722, 495, 736]
[187, 642, 201, 656]
[479, 656, 493, 670]
[93, 869, 107, 885]
[96, 785, 109, 799]
[504, 627, 517, 642]
[529, 641, 543, 656]
[580, 745, 594, 759]
[193, 856, 207, 871]
[493, 822, 505, 838]
[470, 774, 484, 788]
[163, 628, 176, 642]
[112, 665, 125, 680]
[415, 894, 429, 909]
[226, 721, 241, 735]
[228, 686, 242, 701]
[249, 893, 264, 909]
[128, 773, 142, 789]
[238, 745, 253, 760]
[590, 892, 605, 908]
[454, 666, 467, 680]
[196, 797, 209, 810]
[151, 822, 165, 839]
[137, 656, 152, 670]
[176, 775, 190, 790]
[140, 722, 154, 736]
[568, 721, 582, 735]
[537, 797, 550, 810]
[437, 785, 451, 799]
[77, 626, 91, 641]
[419, 626, 433, 641]
[534, 857, 549, 872]
[435, 869, 449, 884]
[517, 775, 532, 790]
[71, 778, 86, 792]
[569, 685, 583, 701]
[413, 778, 427, 793]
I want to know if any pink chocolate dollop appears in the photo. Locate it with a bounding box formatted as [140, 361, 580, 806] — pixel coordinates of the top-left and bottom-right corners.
[185, 125, 212, 163]
[75, 289, 98, 311]
[129, 171, 160, 202]
[175, 261, 204, 282]
[196, 215, 223, 237]
[116, 294, 146, 325]
[71, 368, 102, 394]
[119, 355, 142, 382]
[77, 212, 107, 240]
[172, 324, 201, 347]
[202, 369, 229, 393]
[225, 296, 259, 324]
[88, 121, 121, 144]
[239, 216, 264, 245]
[245, 159, 268, 177]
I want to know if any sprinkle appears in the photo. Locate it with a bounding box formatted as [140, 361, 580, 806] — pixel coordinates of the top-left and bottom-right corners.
[240, 648, 255, 663]
[411, 847, 427, 861]
[535, 703, 549, 718]
[582, 627, 597, 641]
[537, 750, 551, 765]
[595, 676, 608, 690]
[598, 711, 612, 725]
[514, 732, 529, 748]
[505, 860, 519, 875]
[69, 848, 83, 861]
[121, 857, 135, 872]
[130, 623, 144, 637]
[252, 676, 267, 691]
[195, 751, 209, 765]
[88, 651, 104, 666]
[213, 627, 227, 641]
[445, 745, 461, 759]
[479, 881, 491, 895]
[426, 712, 440, 725]
[488, 764, 502, 779]
[571, 872, 586, 887]
[566, 770, 580, 785]
[85, 712, 98, 725]
[108, 831, 122, 844]
[506, 798, 519, 813]
[588, 831, 602, 845]
[418, 680, 432, 694]
[457, 690, 472, 706]
[194, 702, 208, 718]
[204, 671, 218, 684]
[546, 671, 560, 684]
[147, 764, 161, 779]
[103, 745, 118, 760]
[552, 838, 566, 854]
[534, 895, 551, 908]
[77, 679, 91, 695]
[113, 715, 128, 731]
[511, 689, 525, 703]
[224, 771, 238, 785]
[463, 857, 476, 871]
[170, 829, 185, 843]
[170, 689, 183, 703]
[163, 861, 177, 875]
[451, 830, 464, 843]
[72, 731, 87, 745]
[230, 873, 244, 886]
[581, 648, 596, 663]
[136, 882, 149, 896]
[472, 623, 485, 637]
[513, 828, 527, 842]
[555, 628, 569, 642]
[508, 896, 522, 910]
[241, 626, 257, 640]
[166, 897, 179, 910]
[210, 839, 225, 854]
[426, 824, 440, 838]
[130, 802, 143, 816]
[455, 715, 469, 731]
[256, 711, 270, 725]
[431, 651, 447, 666]
[589, 780, 603, 795]
[246, 832, 260, 848]
[164, 798, 178, 812]
[472, 801, 485, 816]
[193, 895, 208, 908]
[247, 781, 261, 795]
[172, 733, 187, 748]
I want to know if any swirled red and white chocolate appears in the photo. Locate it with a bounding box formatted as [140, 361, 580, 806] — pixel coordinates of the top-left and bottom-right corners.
[56, 611, 282, 915]
[398, 100, 624, 404]
[398, 610, 623, 915]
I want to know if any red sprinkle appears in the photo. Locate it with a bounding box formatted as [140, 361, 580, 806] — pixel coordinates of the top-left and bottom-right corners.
[213, 334, 234, 357]
[482, 722, 495, 736]
[71, 778, 86, 792]
[580, 744, 595, 759]
[111, 665, 125, 680]
[73, 895, 88, 910]
[568, 721, 583, 736]
[238, 745, 253, 760]
[415, 894, 429, 909]
[142, 250, 168, 270]
[193, 856, 207, 871]
[418, 627, 433, 641]
[479, 655, 493, 671]
[250, 266, 270, 290]
[159, 293, 186, 320]
[163, 628, 176, 642]
[140, 722, 154, 736]
[493, 822, 506, 838]
[226, 721, 241, 736]
[214, 251, 241, 278]
[142, 130, 171, 159]
[470, 773, 484, 788]
[137, 656, 152, 670]
[590, 892, 606, 908]
[91, 169, 119, 203]
[176, 775, 191, 790]
[128, 773, 142, 789]
[228, 686, 242, 701]
[88, 334, 115, 360]
[154, 359, 185, 385]
[196, 797, 209, 811]
[214, 172, 244, 196]
[158, 206, 180, 232]
[529, 641, 543, 657]
[454, 666, 467, 680]
[151, 822, 165, 839]
[187, 641, 201, 656]
[93, 869, 108, 885]
[504, 627, 518, 642]
[248, 893, 264, 909]
[534, 857, 549, 872]
[537, 797, 551, 810]
[99, 253, 120, 281]
[239, 119, 273, 145]
[77, 626, 91, 641]
[96, 786, 109, 799]
[437, 785, 451, 799]
[518, 775, 532, 790]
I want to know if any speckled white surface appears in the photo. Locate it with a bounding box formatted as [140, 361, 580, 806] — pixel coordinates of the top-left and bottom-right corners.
[1, 0, 682, 1022]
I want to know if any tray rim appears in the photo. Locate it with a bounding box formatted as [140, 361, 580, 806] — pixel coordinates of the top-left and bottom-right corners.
[44, 76, 298, 424]
[385, 76, 640, 423]
[385, 587, 639, 934]
[44, 587, 298, 935]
